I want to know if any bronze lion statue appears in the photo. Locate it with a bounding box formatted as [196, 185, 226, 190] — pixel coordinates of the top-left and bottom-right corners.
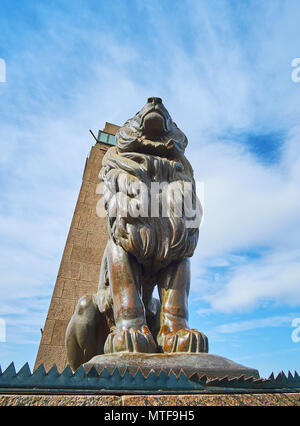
[66, 97, 208, 371]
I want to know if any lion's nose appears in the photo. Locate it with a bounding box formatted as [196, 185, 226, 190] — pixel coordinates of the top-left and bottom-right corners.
[147, 97, 162, 105]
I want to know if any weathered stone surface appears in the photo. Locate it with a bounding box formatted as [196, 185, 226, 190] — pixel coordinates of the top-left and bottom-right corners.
[70, 245, 103, 264]
[34, 345, 67, 373]
[83, 352, 259, 379]
[103, 122, 120, 135]
[47, 298, 76, 321]
[66, 228, 88, 246]
[40, 320, 55, 345]
[0, 392, 299, 406]
[122, 392, 300, 406]
[79, 262, 101, 282]
[51, 320, 69, 346]
[0, 394, 121, 406]
[58, 260, 81, 280]
[61, 279, 98, 300]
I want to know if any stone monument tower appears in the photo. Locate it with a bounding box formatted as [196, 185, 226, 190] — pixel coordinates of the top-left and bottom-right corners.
[34, 122, 120, 372]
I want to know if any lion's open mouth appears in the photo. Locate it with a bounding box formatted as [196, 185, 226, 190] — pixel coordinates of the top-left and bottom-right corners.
[142, 110, 167, 136]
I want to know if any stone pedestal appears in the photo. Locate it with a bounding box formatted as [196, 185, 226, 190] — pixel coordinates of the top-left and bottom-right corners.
[83, 352, 260, 380]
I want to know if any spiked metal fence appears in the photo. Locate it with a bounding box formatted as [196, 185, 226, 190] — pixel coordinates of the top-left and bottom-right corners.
[0, 363, 299, 394]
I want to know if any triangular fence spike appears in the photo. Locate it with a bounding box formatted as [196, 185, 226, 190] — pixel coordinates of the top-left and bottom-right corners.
[168, 369, 179, 380]
[16, 363, 31, 378]
[29, 364, 47, 388]
[156, 369, 168, 382]
[229, 374, 246, 386]
[43, 364, 60, 387]
[178, 369, 190, 381]
[261, 373, 279, 390]
[110, 366, 123, 380]
[173, 368, 183, 379]
[206, 377, 220, 386]
[227, 377, 239, 386]
[2, 362, 16, 378]
[153, 369, 167, 387]
[98, 366, 111, 380]
[86, 366, 99, 378]
[198, 374, 208, 384]
[142, 368, 155, 380]
[103, 366, 126, 389]
[52, 365, 74, 389]
[132, 368, 146, 382]
[61, 365, 74, 378]
[177, 368, 187, 379]
[95, 366, 106, 376]
[179, 370, 202, 390]
[230, 375, 252, 388]
[144, 369, 157, 389]
[129, 367, 140, 378]
[295, 371, 300, 381]
[217, 376, 230, 386]
[47, 364, 59, 376]
[166, 370, 181, 388]
[32, 364, 46, 377]
[188, 371, 199, 382]
[123, 369, 136, 385]
[71, 365, 87, 387]
[0, 362, 17, 387]
[104, 368, 132, 390]
[73, 365, 86, 378]
[275, 371, 285, 382]
[121, 368, 134, 379]
[117, 366, 127, 377]
[153, 368, 162, 377]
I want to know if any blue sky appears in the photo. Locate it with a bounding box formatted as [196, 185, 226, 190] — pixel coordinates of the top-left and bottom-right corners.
[0, 0, 300, 378]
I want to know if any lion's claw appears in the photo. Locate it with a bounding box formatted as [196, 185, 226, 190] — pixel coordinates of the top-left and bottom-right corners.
[158, 328, 208, 353]
[104, 324, 157, 354]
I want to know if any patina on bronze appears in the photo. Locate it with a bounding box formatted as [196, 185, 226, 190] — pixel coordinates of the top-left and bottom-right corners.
[65, 98, 258, 379]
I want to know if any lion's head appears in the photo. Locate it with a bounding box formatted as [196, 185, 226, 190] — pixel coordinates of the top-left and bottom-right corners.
[115, 97, 188, 158]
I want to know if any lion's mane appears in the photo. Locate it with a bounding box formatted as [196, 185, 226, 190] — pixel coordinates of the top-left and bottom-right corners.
[99, 112, 201, 272]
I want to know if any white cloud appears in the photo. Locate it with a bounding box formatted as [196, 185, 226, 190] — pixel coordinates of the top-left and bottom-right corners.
[200, 250, 300, 313]
[214, 315, 296, 334]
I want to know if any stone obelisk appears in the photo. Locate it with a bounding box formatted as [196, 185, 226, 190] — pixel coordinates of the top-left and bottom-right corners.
[34, 123, 119, 372]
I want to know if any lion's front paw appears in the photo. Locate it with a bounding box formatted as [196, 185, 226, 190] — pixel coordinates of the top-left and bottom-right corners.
[157, 327, 208, 353]
[104, 325, 157, 354]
